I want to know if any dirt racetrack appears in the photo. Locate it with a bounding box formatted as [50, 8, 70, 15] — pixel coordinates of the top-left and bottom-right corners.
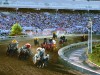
[0, 38, 85, 75]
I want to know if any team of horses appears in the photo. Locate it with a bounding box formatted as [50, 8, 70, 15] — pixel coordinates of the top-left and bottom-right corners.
[6, 36, 68, 68]
[6, 43, 49, 68]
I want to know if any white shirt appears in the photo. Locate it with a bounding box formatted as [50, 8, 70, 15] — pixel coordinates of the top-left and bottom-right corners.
[52, 40, 56, 44]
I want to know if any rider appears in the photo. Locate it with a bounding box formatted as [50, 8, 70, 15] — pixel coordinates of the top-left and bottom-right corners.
[53, 32, 57, 39]
[11, 39, 18, 48]
[21, 43, 31, 53]
[34, 38, 39, 46]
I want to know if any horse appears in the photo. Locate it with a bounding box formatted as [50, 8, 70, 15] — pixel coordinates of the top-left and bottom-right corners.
[18, 46, 33, 60]
[6, 43, 18, 56]
[53, 33, 57, 39]
[59, 36, 67, 46]
[33, 47, 49, 68]
[33, 53, 49, 68]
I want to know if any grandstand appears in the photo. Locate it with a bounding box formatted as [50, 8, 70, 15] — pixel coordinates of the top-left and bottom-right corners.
[0, 0, 100, 36]
[0, 10, 100, 35]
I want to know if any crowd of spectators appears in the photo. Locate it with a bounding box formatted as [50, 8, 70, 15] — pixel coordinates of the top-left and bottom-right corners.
[0, 11, 100, 34]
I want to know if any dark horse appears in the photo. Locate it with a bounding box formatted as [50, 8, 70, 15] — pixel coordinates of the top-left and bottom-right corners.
[34, 38, 39, 46]
[59, 36, 67, 46]
[6, 43, 18, 56]
[18, 46, 32, 60]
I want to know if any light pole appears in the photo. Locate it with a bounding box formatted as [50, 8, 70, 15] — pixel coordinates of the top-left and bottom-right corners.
[87, 17, 92, 54]
[55, 9, 58, 19]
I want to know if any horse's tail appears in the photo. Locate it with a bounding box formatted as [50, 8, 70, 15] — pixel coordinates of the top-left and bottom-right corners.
[33, 55, 37, 64]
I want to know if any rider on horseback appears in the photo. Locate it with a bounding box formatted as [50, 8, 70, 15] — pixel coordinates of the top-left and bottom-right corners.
[53, 32, 57, 39]
[43, 38, 48, 44]
[33, 47, 46, 67]
[19, 43, 32, 60]
[34, 38, 39, 46]
[7, 39, 18, 56]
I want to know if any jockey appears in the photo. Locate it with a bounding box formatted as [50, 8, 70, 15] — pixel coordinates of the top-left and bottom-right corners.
[34, 38, 39, 46]
[7, 39, 18, 55]
[9, 39, 18, 50]
[53, 32, 57, 39]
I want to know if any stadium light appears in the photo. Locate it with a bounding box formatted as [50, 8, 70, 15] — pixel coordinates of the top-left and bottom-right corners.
[15, 8, 19, 13]
[87, 17, 92, 54]
[55, 9, 58, 19]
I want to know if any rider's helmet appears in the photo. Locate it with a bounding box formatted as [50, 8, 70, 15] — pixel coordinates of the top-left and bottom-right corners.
[12, 39, 18, 43]
[53, 32, 55, 34]
[34, 38, 38, 40]
[25, 43, 31, 48]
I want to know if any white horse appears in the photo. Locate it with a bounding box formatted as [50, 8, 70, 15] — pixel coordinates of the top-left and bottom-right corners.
[33, 47, 49, 68]
[33, 53, 49, 68]
[33, 53, 40, 64]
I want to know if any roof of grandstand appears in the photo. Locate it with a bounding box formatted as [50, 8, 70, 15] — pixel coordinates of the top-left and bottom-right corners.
[0, 0, 100, 10]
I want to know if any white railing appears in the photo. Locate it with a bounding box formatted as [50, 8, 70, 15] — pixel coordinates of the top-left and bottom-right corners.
[0, 34, 87, 40]
[58, 40, 100, 75]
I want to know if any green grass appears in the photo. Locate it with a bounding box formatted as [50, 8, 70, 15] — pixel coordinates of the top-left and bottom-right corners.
[88, 45, 100, 66]
[89, 54, 100, 66]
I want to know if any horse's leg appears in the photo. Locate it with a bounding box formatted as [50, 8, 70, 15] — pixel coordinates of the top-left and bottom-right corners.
[6, 49, 9, 56]
[12, 50, 14, 56]
[9, 50, 13, 57]
[44, 58, 48, 67]
[36, 60, 40, 68]
[37, 60, 43, 68]
[42, 61, 45, 68]
[18, 52, 21, 59]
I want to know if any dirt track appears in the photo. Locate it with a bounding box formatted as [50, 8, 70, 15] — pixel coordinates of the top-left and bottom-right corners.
[0, 39, 85, 75]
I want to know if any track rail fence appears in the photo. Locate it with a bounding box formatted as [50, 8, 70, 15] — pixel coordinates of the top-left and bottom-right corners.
[58, 40, 100, 75]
